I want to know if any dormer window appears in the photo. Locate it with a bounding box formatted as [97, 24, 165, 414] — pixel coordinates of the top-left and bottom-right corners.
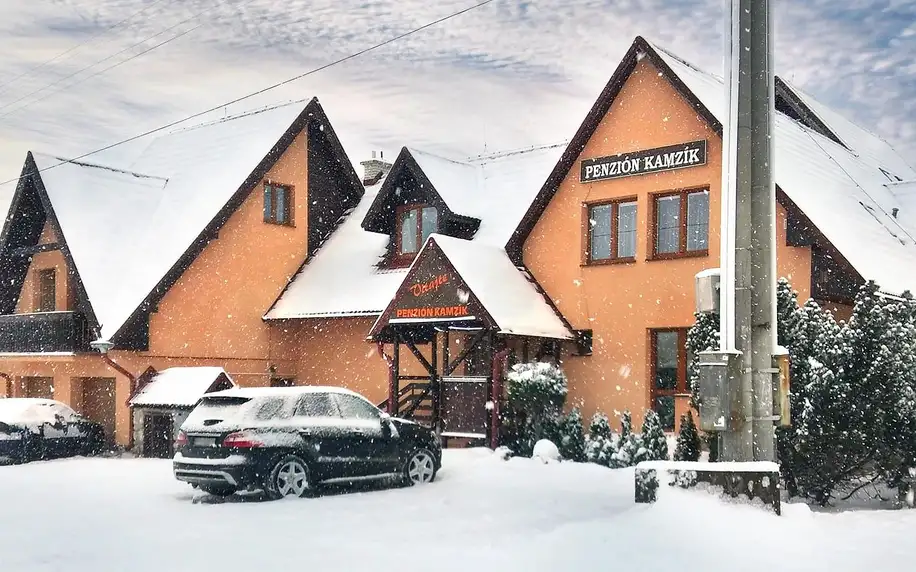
[398, 204, 438, 257]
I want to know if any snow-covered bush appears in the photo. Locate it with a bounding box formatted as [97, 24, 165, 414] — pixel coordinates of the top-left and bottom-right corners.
[499, 361, 577, 458]
[585, 412, 617, 467]
[674, 411, 701, 462]
[641, 409, 669, 462]
[547, 407, 587, 462]
[610, 410, 646, 468]
[686, 278, 916, 505]
[533, 439, 561, 463]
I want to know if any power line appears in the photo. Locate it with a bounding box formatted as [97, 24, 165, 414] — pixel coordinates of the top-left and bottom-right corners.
[0, 23, 204, 120]
[0, 0, 176, 98]
[0, 0, 497, 188]
[0, 0, 244, 116]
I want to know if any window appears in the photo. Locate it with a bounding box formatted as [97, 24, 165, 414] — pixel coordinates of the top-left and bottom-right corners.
[650, 329, 691, 431]
[652, 189, 709, 258]
[587, 199, 637, 263]
[295, 393, 339, 418]
[35, 269, 56, 312]
[264, 183, 293, 225]
[335, 394, 381, 420]
[397, 205, 438, 256]
[253, 398, 288, 421]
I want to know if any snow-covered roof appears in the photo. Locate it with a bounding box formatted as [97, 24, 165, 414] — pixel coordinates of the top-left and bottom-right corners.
[647, 39, 916, 295]
[129, 367, 235, 408]
[266, 144, 565, 320]
[265, 179, 409, 319]
[31, 100, 309, 340]
[431, 235, 573, 340]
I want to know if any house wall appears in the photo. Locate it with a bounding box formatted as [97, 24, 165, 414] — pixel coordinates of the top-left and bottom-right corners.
[14, 222, 71, 313]
[147, 130, 310, 363]
[523, 58, 815, 430]
[0, 131, 314, 447]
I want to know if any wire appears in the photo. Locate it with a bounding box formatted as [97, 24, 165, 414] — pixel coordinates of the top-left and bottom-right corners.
[0, 0, 497, 187]
[0, 0, 248, 116]
[0, 23, 205, 120]
[0, 0, 177, 98]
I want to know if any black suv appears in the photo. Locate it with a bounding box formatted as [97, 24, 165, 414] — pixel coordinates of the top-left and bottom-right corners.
[172, 386, 442, 499]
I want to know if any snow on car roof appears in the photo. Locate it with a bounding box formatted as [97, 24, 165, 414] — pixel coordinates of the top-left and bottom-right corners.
[204, 385, 361, 400]
[0, 398, 68, 423]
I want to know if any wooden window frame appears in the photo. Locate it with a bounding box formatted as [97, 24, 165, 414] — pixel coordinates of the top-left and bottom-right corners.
[263, 183, 295, 226]
[649, 328, 689, 430]
[584, 197, 638, 265]
[393, 203, 437, 266]
[649, 187, 709, 260]
[35, 268, 56, 312]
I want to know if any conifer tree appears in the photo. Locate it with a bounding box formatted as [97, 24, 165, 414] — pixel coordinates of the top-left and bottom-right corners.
[674, 411, 701, 462]
[641, 409, 669, 462]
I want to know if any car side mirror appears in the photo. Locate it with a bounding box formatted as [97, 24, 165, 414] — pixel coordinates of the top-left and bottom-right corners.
[379, 412, 392, 435]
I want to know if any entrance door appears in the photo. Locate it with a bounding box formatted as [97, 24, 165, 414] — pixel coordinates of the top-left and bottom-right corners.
[440, 376, 489, 439]
[24, 377, 54, 399]
[143, 413, 173, 458]
[82, 378, 116, 447]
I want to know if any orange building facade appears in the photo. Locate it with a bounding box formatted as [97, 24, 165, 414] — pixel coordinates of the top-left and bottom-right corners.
[3, 37, 895, 450]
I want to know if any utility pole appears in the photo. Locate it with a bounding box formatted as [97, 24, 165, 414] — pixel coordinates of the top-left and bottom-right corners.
[698, 0, 778, 463]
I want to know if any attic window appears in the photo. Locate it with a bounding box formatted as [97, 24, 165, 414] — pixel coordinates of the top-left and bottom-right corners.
[397, 204, 438, 258]
[264, 183, 293, 226]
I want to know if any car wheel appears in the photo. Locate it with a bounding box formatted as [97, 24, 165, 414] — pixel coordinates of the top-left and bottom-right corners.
[199, 484, 237, 497]
[402, 448, 437, 486]
[263, 454, 312, 500]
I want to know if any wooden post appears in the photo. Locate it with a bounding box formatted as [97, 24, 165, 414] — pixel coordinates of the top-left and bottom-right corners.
[391, 336, 400, 414]
[431, 332, 439, 432]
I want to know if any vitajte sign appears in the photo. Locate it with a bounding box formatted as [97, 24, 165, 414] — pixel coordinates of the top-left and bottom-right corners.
[390, 246, 475, 322]
[580, 140, 707, 183]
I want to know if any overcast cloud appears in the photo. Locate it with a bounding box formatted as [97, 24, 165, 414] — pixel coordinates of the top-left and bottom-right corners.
[0, 0, 913, 204]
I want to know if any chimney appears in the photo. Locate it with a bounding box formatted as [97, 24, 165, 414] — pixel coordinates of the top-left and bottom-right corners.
[360, 150, 392, 186]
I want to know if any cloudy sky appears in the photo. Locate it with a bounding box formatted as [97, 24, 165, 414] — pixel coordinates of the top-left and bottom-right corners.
[0, 0, 913, 201]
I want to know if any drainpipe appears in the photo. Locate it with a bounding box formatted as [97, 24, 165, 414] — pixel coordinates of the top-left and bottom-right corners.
[490, 347, 511, 450]
[91, 339, 137, 451]
[376, 341, 396, 414]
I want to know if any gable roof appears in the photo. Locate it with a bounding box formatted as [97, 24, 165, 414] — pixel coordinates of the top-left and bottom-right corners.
[266, 143, 565, 320]
[508, 35, 916, 296]
[129, 366, 235, 408]
[367, 234, 572, 340]
[3, 98, 361, 343]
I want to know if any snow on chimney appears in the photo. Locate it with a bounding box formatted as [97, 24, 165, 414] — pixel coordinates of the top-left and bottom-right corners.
[360, 150, 392, 186]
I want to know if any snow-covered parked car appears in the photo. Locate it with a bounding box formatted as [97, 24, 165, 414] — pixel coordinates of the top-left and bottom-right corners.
[0, 398, 106, 464]
[172, 386, 442, 499]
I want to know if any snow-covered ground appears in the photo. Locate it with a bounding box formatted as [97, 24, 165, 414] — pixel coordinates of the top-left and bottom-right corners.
[1, 449, 914, 571]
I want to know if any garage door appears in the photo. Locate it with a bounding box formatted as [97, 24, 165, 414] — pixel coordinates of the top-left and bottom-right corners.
[82, 378, 116, 445]
[24, 377, 54, 399]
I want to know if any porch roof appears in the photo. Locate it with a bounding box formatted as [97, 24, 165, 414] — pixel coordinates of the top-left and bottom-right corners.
[370, 234, 573, 341]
